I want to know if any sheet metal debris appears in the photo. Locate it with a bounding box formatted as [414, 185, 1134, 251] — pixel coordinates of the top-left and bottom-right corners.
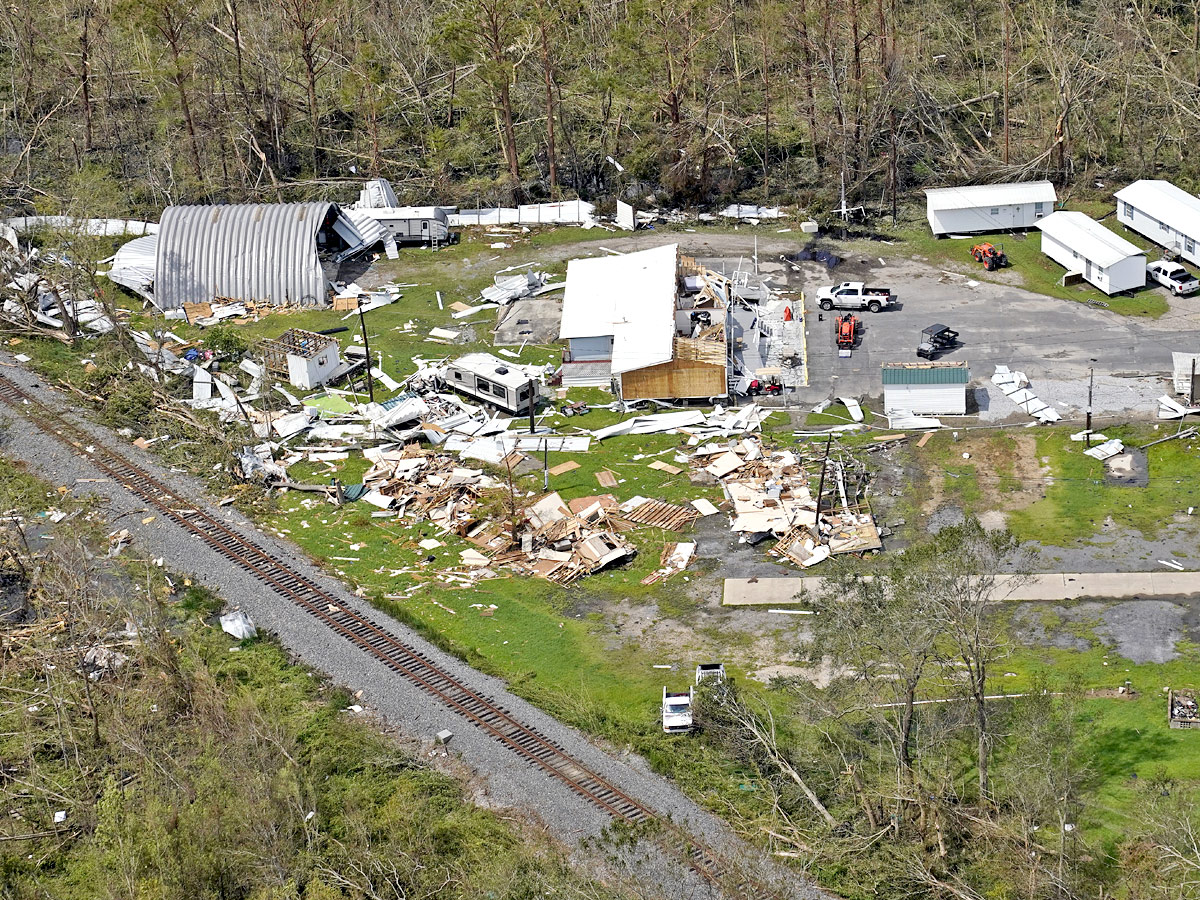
[992, 365, 1061, 422]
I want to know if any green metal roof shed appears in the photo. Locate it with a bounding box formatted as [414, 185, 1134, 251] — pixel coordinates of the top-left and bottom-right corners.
[882, 362, 970, 414]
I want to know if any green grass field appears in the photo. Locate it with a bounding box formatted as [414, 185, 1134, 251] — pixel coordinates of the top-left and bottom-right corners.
[1008, 425, 1200, 545]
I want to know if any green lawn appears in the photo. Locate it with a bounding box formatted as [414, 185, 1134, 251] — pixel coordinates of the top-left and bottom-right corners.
[1008, 425, 1200, 545]
[998, 638, 1200, 849]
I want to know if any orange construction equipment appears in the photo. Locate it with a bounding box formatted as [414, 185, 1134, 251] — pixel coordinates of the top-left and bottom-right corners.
[970, 242, 1008, 271]
[835, 314, 858, 349]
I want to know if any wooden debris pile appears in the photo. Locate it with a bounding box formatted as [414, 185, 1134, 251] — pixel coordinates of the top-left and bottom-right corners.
[687, 436, 881, 569]
[357, 451, 635, 584]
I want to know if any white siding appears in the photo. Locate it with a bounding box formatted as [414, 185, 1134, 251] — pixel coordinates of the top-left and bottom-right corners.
[927, 201, 1050, 236]
[1118, 199, 1200, 267]
[883, 383, 966, 415]
[1040, 233, 1146, 295]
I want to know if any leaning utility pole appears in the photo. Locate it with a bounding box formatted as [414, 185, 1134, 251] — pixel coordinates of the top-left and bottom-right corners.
[356, 297, 376, 405]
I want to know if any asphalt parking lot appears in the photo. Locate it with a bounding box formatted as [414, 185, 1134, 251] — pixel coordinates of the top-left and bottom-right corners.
[786, 253, 1200, 419]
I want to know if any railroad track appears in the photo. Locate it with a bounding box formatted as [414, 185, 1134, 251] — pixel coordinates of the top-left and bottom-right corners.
[0, 374, 774, 897]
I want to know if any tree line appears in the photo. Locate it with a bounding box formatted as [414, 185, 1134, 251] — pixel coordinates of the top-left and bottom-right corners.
[3, 0, 1200, 217]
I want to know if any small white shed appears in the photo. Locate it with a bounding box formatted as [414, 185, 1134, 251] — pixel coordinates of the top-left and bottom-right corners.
[261, 328, 342, 390]
[1114, 180, 1200, 267]
[882, 362, 969, 415]
[1035, 211, 1146, 295]
[924, 181, 1057, 236]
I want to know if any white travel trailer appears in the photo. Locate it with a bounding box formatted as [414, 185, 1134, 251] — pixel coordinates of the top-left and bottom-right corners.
[443, 353, 539, 415]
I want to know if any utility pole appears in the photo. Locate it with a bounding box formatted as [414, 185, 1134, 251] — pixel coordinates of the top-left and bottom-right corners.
[813, 435, 833, 516]
[1085, 367, 1094, 446]
[1190, 358, 1197, 407]
[528, 379, 537, 434]
[356, 297, 376, 404]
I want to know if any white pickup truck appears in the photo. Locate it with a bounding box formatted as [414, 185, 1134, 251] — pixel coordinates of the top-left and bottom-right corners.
[815, 281, 895, 312]
[662, 687, 694, 733]
[1146, 260, 1200, 296]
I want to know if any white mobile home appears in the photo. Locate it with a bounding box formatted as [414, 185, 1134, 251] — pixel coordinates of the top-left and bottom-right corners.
[881, 362, 969, 415]
[558, 244, 730, 401]
[1114, 180, 1200, 267]
[1035, 211, 1146, 295]
[924, 181, 1057, 236]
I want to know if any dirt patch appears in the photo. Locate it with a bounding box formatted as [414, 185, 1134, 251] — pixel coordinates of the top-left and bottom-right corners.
[1103, 447, 1149, 487]
[920, 432, 1049, 523]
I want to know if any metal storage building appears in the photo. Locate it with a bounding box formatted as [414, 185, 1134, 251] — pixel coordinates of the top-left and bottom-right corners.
[153, 202, 367, 311]
[882, 362, 969, 415]
[1114, 180, 1200, 267]
[924, 181, 1057, 236]
[1035, 211, 1146, 295]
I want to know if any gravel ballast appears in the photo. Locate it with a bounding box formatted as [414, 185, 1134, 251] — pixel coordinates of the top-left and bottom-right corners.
[0, 359, 828, 900]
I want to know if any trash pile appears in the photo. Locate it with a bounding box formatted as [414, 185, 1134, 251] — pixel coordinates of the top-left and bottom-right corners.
[686, 435, 881, 568]
[1, 225, 118, 339]
[1170, 690, 1198, 727]
[349, 450, 636, 585]
[481, 268, 557, 305]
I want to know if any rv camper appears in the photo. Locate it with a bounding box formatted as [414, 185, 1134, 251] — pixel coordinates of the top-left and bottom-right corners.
[444, 353, 539, 415]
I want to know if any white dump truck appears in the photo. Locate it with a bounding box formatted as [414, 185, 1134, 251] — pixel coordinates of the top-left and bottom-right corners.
[815, 281, 895, 312]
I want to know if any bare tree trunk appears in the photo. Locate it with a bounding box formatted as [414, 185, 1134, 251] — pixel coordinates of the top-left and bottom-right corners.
[540, 23, 557, 195]
[79, 6, 94, 152]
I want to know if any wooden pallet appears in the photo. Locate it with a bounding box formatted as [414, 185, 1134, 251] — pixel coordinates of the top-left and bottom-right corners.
[619, 499, 698, 532]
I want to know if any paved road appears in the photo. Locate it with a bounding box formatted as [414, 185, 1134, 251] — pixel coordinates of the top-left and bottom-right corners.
[0, 359, 827, 900]
[723, 571, 1200, 606]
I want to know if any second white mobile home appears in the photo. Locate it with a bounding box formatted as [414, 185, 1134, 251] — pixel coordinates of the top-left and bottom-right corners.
[1114, 180, 1200, 266]
[1035, 211, 1146, 295]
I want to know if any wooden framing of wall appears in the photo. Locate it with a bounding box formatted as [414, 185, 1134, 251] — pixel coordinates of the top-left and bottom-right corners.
[620, 358, 726, 400]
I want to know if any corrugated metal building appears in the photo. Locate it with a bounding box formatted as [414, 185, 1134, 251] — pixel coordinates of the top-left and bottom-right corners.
[1035, 211, 1146, 295]
[1114, 180, 1200, 267]
[882, 362, 969, 415]
[924, 181, 1057, 236]
[153, 203, 367, 311]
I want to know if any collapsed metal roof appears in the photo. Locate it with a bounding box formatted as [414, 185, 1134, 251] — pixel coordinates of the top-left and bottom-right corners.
[153, 202, 366, 311]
